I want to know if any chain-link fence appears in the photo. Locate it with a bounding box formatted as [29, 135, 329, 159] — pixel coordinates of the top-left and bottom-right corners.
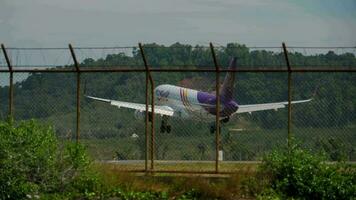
[0, 43, 355, 174]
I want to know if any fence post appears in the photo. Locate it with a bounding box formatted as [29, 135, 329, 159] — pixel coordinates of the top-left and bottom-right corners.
[139, 43, 155, 172]
[282, 42, 292, 147]
[69, 44, 81, 143]
[210, 42, 221, 173]
[1, 44, 14, 118]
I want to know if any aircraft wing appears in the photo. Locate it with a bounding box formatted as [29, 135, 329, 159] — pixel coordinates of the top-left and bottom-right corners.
[86, 95, 174, 116]
[235, 99, 312, 114]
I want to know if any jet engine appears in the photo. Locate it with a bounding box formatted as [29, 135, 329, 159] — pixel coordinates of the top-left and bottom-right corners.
[134, 110, 145, 120]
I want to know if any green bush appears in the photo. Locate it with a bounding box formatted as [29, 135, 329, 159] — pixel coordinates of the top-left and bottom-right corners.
[0, 119, 99, 199]
[3, 119, 355, 199]
[0, 120, 58, 199]
[105, 188, 169, 200]
[0, 119, 173, 199]
[260, 141, 356, 199]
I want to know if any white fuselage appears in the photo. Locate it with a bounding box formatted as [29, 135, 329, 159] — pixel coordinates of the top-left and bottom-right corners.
[154, 84, 215, 121]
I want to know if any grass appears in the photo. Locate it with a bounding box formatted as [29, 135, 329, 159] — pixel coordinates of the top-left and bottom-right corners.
[92, 147, 356, 199]
[78, 127, 356, 162]
[2, 118, 355, 199]
[95, 163, 259, 200]
[97, 161, 259, 173]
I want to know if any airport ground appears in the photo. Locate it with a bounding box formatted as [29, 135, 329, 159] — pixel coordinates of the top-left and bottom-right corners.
[80, 127, 356, 172]
[1, 119, 355, 199]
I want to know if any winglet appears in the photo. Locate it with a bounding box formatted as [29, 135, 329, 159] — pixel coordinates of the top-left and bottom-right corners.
[85, 95, 111, 103]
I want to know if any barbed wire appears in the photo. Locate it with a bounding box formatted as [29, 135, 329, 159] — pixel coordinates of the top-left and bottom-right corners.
[3, 46, 356, 50]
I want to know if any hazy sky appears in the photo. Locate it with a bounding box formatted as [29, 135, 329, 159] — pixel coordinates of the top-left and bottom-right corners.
[1, 0, 356, 47]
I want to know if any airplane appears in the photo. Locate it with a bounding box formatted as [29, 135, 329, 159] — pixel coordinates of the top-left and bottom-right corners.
[86, 57, 311, 134]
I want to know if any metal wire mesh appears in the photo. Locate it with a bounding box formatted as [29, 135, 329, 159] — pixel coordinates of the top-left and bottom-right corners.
[215, 45, 285, 69]
[0, 44, 355, 174]
[81, 72, 146, 170]
[0, 49, 7, 70]
[3, 48, 74, 70]
[151, 72, 216, 172]
[74, 47, 144, 69]
[220, 72, 288, 172]
[12, 72, 76, 140]
[0, 73, 9, 120]
[292, 72, 356, 161]
[287, 47, 356, 69]
[143, 45, 214, 69]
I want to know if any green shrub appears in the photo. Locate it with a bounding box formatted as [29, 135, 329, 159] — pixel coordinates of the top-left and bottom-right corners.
[0, 119, 100, 199]
[260, 141, 356, 199]
[0, 120, 59, 199]
[106, 188, 169, 200]
[177, 189, 202, 200]
[256, 188, 283, 200]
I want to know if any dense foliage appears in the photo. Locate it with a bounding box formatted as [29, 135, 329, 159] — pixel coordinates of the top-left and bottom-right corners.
[0, 119, 231, 199]
[258, 142, 356, 199]
[0, 119, 100, 199]
[0, 119, 355, 199]
[0, 119, 237, 199]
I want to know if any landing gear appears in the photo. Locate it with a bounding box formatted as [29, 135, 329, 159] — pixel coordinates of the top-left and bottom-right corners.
[210, 125, 215, 134]
[148, 112, 153, 122]
[166, 125, 171, 133]
[209, 118, 229, 134]
[160, 124, 166, 133]
[160, 116, 171, 133]
[222, 117, 230, 123]
[209, 124, 221, 134]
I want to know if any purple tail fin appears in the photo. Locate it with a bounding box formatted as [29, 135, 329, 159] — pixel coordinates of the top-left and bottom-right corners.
[220, 57, 237, 100]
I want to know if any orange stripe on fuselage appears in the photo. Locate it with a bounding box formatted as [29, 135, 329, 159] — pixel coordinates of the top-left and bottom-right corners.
[185, 89, 193, 112]
[184, 89, 189, 108]
[180, 88, 192, 113]
[185, 88, 198, 114]
[180, 88, 204, 119]
[180, 88, 187, 109]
